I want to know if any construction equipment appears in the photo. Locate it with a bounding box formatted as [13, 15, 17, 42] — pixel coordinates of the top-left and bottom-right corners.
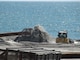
[56, 31, 70, 43]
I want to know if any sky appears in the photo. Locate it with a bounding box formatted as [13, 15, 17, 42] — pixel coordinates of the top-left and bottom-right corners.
[0, 0, 80, 1]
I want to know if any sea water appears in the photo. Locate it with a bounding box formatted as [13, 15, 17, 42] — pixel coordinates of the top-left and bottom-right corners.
[0, 2, 80, 39]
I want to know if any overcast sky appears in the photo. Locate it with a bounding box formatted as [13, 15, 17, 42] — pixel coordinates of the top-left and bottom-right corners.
[0, 0, 80, 1]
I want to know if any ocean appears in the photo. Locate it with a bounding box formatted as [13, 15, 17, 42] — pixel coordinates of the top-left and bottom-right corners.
[0, 2, 80, 39]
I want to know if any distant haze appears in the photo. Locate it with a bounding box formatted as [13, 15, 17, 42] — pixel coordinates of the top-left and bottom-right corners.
[0, 0, 80, 1]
